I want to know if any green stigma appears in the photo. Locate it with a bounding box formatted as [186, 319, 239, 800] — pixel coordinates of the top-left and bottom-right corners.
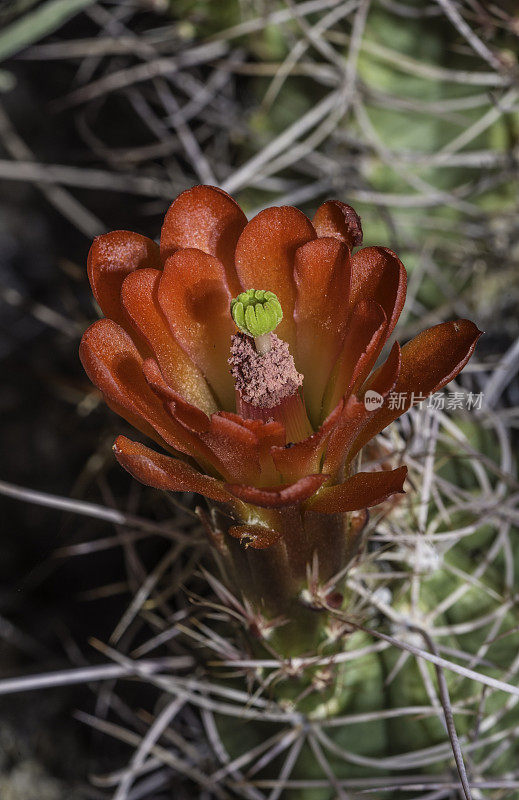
[231, 289, 283, 339]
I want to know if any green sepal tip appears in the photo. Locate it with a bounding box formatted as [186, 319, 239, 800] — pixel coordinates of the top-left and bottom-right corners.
[231, 289, 283, 338]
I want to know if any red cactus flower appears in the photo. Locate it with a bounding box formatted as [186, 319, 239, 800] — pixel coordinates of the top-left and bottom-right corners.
[80, 185, 480, 628]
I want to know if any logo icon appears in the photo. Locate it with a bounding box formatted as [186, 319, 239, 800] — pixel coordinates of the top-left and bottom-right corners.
[364, 390, 383, 411]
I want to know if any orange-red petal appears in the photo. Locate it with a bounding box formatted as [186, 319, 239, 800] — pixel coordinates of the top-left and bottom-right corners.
[142, 357, 212, 433]
[202, 414, 262, 484]
[323, 342, 402, 475]
[308, 466, 407, 513]
[271, 400, 343, 484]
[359, 340, 402, 399]
[218, 413, 285, 450]
[158, 248, 235, 410]
[226, 474, 327, 509]
[350, 247, 407, 337]
[234, 206, 315, 350]
[79, 319, 211, 463]
[160, 185, 246, 295]
[293, 237, 351, 425]
[322, 300, 387, 416]
[312, 201, 363, 249]
[350, 319, 482, 458]
[143, 359, 261, 483]
[218, 412, 285, 485]
[87, 231, 160, 329]
[104, 398, 172, 453]
[113, 435, 230, 502]
[121, 268, 217, 414]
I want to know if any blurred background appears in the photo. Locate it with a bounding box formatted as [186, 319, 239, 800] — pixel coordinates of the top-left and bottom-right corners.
[0, 1, 518, 798]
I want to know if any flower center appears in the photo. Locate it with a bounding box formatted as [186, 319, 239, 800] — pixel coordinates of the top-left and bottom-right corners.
[229, 332, 303, 409]
[229, 289, 312, 442]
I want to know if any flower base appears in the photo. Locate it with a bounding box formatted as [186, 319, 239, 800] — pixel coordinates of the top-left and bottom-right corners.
[199, 502, 369, 660]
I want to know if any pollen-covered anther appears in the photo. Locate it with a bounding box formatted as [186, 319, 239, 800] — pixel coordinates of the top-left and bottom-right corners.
[229, 332, 303, 409]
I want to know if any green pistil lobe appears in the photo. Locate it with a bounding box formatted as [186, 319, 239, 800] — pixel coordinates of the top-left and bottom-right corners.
[231, 289, 283, 338]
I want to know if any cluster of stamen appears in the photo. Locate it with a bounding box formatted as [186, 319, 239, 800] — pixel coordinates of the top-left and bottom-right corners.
[229, 332, 303, 409]
[229, 289, 311, 442]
